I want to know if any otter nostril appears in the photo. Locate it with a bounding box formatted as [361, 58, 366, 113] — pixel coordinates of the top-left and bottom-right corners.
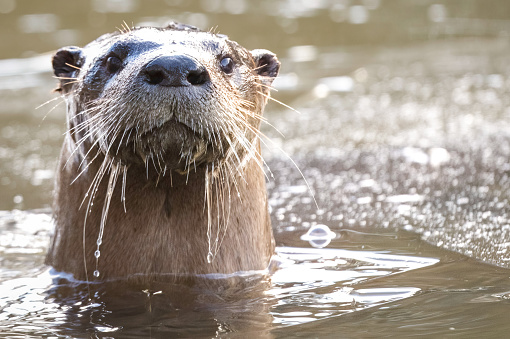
[187, 68, 210, 86]
[142, 55, 208, 87]
[146, 69, 166, 85]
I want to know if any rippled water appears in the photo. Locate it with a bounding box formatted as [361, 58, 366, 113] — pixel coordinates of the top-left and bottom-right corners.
[1, 210, 442, 337]
[2, 1, 510, 337]
[2, 210, 509, 337]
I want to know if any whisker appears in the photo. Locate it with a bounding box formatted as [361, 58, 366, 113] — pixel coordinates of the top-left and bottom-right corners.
[38, 97, 66, 126]
[81, 155, 114, 282]
[53, 76, 80, 81]
[257, 82, 278, 92]
[122, 20, 132, 33]
[93, 160, 121, 277]
[36, 96, 62, 110]
[66, 114, 115, 171]
[205, 165, 213, 263]
[257, 90, 301, 114]
[121, 164, 128, 213]
[64, 62, 82, 70]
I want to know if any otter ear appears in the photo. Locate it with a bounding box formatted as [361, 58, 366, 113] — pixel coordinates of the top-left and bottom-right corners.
[52, 46, 83, 92]
[251, 49, 280, 87]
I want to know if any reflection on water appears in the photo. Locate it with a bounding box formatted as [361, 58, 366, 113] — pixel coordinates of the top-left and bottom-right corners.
[270, 246, 435, 326]
[2, 0, 510, 337]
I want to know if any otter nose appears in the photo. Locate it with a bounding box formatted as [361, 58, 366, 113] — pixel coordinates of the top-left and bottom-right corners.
[142, 55, 210, 87]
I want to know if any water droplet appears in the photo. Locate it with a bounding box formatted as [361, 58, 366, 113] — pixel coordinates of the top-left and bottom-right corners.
[300, 224, 336, 248]
[94, 250, 101, 258]
[96, 238, 102, 246]
[93, 270, 100, 277]
[207, 252, 213, 263]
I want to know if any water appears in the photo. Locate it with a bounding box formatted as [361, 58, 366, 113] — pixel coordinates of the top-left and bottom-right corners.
[1, 211, 508, 337]
[0, 211, 441, 337]
[2, 1, 510, 337]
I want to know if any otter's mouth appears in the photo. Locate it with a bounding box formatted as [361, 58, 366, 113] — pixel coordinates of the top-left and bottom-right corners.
[107, 117, 217, 172]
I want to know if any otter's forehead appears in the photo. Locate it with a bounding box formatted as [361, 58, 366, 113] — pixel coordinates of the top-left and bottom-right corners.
[87, 27, 241, 59]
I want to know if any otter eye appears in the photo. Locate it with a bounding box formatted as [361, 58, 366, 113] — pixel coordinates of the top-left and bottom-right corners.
[106, 56, 122, 73]
[219, 57, 234, 74]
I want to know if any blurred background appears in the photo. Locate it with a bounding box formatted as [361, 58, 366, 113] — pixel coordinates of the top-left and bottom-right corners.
[2, 0, 510, 265]
[1, 0, 510, 208]
[2, 0, 510, 59]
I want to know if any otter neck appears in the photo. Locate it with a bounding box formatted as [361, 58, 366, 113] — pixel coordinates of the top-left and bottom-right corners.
[46, 137, 274, 283]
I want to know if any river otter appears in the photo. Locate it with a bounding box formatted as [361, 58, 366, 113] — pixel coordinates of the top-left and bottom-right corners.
[45, 23, 280, 283]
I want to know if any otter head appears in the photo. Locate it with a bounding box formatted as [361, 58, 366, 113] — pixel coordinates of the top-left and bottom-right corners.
[52, 23, 280, 176]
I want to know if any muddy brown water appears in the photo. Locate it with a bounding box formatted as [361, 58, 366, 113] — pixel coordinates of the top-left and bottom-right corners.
[1, 1, 510, 338]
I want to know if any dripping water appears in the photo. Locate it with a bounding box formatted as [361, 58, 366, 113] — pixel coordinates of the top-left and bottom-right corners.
[93, 162, 121, 278]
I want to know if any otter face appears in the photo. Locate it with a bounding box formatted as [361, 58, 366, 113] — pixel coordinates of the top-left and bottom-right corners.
[53, 23, 279, 174]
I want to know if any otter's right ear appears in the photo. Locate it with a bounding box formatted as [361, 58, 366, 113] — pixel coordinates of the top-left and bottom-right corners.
[251, 49, 280, 88]
[52, 46, 83, 92]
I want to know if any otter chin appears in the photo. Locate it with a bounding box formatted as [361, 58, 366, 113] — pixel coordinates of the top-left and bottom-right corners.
[45, 23, 280, 283]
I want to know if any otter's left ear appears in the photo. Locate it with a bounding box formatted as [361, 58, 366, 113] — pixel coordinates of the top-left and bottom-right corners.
[52, 46, 83, 92]
[251, 49, 280, 87]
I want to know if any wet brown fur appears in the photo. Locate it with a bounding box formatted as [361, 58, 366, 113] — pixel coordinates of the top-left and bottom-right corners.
[45, 23, 279, 283]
